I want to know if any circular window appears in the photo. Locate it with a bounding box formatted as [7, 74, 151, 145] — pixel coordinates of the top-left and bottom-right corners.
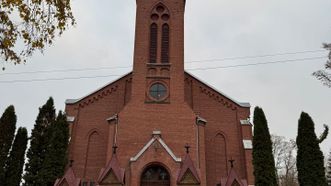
[151, 14, 159, 21]
[156, 6, 165, 13]
[161, 14, 169, 21]
[149, 83, 167, 101]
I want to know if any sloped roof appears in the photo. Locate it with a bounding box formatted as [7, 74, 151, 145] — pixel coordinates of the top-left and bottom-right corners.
[177, 153, 200, 183]
[65, 71, 249, 108]
[54, 167, 81, 186]
[219, 167, 248, 186]
[97, 154, 125, 184]
[185, 71, 250, 108]
[65, 72, 132, 104]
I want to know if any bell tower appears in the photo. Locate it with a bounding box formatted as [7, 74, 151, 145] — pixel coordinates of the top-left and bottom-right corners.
[131, 0, 186, 104]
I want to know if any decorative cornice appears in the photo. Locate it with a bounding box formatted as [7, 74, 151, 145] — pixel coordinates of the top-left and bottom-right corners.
[199, 86, 237, 110]
[65, 72, 132, 107]
[185, 71, 250, 108]
[77, 86, 118, 108]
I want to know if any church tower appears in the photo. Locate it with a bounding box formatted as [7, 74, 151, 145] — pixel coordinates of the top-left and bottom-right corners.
[131, 0, 186, 104]
[117, 1, 205, 185]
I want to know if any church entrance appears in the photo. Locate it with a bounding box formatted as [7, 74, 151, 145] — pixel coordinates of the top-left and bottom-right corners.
[140, 165, 170, 186]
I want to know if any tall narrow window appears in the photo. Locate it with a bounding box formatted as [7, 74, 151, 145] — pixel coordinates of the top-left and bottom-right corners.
[149, 23, 158, 63]
[161, 24, 169, 63]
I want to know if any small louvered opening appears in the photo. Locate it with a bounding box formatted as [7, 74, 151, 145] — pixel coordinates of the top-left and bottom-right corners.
[161, 24, 169, 63]
[149, 23, 158, 63]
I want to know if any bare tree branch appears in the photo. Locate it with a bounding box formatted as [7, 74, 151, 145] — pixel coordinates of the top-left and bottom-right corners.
[313, 43, 331, 87]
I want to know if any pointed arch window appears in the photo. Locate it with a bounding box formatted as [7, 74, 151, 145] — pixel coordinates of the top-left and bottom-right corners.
[149, 23, 158, 63]
[161, 24, 169, 63]
[149, 4, 170, 64]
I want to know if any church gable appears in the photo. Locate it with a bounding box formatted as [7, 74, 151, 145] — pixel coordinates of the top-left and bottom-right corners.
[218, 165, 248, 186]
[65, 72, 132, 108]
[178, 169, 200, 185]
[130, 131, 182, 163]
[97, 153, 125, 185]
[54, 167, 81, 186]
[177, 153, 200, 185]
[57, 179, 69, 186]
[184, 72, 250, 109]
[99, 170, 122, 185]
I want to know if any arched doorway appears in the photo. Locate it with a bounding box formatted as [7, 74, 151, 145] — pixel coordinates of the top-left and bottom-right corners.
[140, 164, 170, 186]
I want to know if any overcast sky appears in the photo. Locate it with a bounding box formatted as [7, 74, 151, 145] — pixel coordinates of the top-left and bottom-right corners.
[1, 0, 330, 154]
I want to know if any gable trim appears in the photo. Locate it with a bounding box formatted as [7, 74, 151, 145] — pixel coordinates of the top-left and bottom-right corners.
[65, 72, 132, 104]
[130, 134, 182, 162]
[185, 71, 250, 108]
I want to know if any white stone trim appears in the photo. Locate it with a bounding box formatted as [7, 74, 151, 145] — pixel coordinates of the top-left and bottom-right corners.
[106, 114, 118, 123]
[243, 140, 253, 149]
[130, 135, 182, 162]
[66, 116, 75, 122]
[158, 138, 182, 162]
[196, 116, 207, 126]
[130, 138, 156, 162]
[240, 119, 252, 125]
[152, 130, 161, 136]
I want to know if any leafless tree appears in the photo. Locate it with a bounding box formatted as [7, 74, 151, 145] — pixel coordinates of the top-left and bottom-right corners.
[313, 44, 331, 88]
[271, 135, 299, 186]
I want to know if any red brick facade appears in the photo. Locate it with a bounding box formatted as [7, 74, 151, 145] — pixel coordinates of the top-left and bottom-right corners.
[57, 1, 254, 186]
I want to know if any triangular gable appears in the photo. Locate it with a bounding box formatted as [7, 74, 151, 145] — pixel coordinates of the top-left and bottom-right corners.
[177, 154, 200, 184]
[97, 154, 125, 185]
[66, 72, 132, 105]
[219, 167, 247, 186]
[178, 169, 200, 185]
[54, 167, 81, 186]
[99, 169, 122, 184]
[130, 131, 181, 162]
[185, 71, 250, 108]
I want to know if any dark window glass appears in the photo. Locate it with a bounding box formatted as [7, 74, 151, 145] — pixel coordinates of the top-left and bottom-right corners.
[156, 6, 165, 13]
[141, 165, 170, 185]
[161, 24, 169, 63]
[150, 24, 158, 63]
[149, 83, 167, 100]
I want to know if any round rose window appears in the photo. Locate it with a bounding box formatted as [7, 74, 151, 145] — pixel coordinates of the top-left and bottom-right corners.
[149, 83, 167, 101]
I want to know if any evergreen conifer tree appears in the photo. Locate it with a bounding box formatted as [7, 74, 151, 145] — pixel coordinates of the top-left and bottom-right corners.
[296, 112, 327, 186]
[252, 106, 277, 186]
[0, 105, 17, 183]
[326, 151, 331, 186]
[39, 111, 69, 185]
[327, 150, 331, 186]
[23, 97, 56, 186]
[4, 127, 28, 186]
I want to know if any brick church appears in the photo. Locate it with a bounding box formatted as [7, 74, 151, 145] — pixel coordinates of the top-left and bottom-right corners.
[55, 0, 254, 186]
